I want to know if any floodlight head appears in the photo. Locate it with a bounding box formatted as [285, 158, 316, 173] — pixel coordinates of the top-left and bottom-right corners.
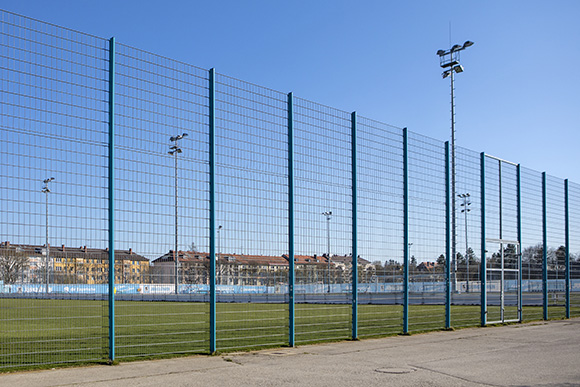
[451, 44, 462, 52]
[171, 133, 188, 142]
[168, 150, 175, 155]
[43, 177, 54, 184]
[436, 49, 446, 56]
[463, 40, 474, 49]
[218, 225, 223, 230]
[454, 65, 464, 73]
[442, 70, 451, 79]
[42, 187, 50, 193]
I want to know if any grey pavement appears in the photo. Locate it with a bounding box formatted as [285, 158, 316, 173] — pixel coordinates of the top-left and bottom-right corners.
[2, 318, 579, 387]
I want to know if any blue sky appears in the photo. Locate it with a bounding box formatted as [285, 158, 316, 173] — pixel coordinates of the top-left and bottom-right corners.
[1, 1, 578, 263]
[2, 0, 579, 183]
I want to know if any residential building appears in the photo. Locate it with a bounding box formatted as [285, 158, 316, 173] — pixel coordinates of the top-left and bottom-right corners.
[0, 241, 149, 285]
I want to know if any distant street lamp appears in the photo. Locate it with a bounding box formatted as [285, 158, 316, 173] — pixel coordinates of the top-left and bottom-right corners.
[459, 193, 471, 292]
[408, 242, 413, 279]
[217, 225, 222, 284]
[42, 177, 54, 293]
[437, 40, 474, 293]
[322, 211, 332, 293]
[168, 133, 188, 294]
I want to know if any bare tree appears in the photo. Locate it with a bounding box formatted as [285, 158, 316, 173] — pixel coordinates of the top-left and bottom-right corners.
[0, 248, 29, 284]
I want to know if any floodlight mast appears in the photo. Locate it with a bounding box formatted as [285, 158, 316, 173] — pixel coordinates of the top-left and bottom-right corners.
[42, 177, 54, 293]
[459, 193, 471, 292]
[437, 41, 474, 293]
[168, 133, 188, 295]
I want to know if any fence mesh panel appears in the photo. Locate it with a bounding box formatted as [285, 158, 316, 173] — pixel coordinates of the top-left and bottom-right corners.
[452, 147, 482, 326]
[545, 175, 566, 319]
[113, 43, 210, 358]
[0, 11, 109, 368]
[214, 73, 289, 351]
[293, 97, 352, 344]
[570, 182, 580, 317]
[407, 132, 446, 331]
[356, 116, 404, 337]
[520, 167, 544, 321]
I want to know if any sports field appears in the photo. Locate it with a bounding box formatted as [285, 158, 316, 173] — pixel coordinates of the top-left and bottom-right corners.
[3, 296, 575, 371]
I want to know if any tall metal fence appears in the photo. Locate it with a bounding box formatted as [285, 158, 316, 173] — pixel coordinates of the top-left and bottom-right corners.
[1, 10, 579, 370]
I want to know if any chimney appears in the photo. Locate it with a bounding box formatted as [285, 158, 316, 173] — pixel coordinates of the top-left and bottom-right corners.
[62, 244, 65, 252]
[129, 248, 133, 255]
[83, 245, 87, 252]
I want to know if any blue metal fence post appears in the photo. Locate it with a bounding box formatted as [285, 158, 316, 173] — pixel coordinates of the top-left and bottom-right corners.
[209, 68, 217, 353]
[445, 142, 451, 329]
[351, 111, 358, 340]
[517, 164, 522, 322]
[564, 179, 570, 319]
[403, 128, 409, 334]
[107, 36, 116, 363]
[542, 172, 548, 320]
[287, 92, 295, 346]
[480, 152, 487, 326]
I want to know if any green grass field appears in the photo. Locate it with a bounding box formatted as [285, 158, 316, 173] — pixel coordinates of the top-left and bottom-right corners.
[1, 297, 577, 371]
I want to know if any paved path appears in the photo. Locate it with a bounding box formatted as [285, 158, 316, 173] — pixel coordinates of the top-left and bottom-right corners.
[2, 319, 579, 386]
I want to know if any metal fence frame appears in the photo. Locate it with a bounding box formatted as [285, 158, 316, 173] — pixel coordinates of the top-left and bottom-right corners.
[53, 37, 580, 355]
[0, 10, 578, 369]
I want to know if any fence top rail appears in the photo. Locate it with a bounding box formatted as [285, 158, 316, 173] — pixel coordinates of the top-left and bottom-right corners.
[485, 154, 519, 167]
[486, 238, 520, 245]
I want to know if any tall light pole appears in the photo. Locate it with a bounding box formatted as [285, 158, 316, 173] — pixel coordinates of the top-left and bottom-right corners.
[168, 133, 188, 294]
[408, 242, 413, 280]
[437, 40, 474, 293]
[459, 193, 471, 292]
[322, 211, 332, 293]
[42, 177, 54, 293]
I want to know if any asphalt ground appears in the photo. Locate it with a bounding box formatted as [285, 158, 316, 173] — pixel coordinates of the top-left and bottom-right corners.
[1, 318, 579, 387]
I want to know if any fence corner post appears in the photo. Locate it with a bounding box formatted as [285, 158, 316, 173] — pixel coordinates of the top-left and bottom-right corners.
[107, 36, 116, 363]
[517, 164, 523, 322]
[480, 152, 487, 327]
[542, 172, 548, 321]
[351, 111, 358, 340]
[445, 141, 451, 329]
[403, 127, 409, 334]
[288, 92, 295, 346]
[565, 178, 570, 319]
[209, 68, 217, 353]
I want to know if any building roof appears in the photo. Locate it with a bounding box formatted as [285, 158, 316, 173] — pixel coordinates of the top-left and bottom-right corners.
[153, 251, 291, 267]
[330, 255, 371, 266]
[0, 241, 148, 262]
[152, 251, 370, 268]
[417, 261, 438, 271]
